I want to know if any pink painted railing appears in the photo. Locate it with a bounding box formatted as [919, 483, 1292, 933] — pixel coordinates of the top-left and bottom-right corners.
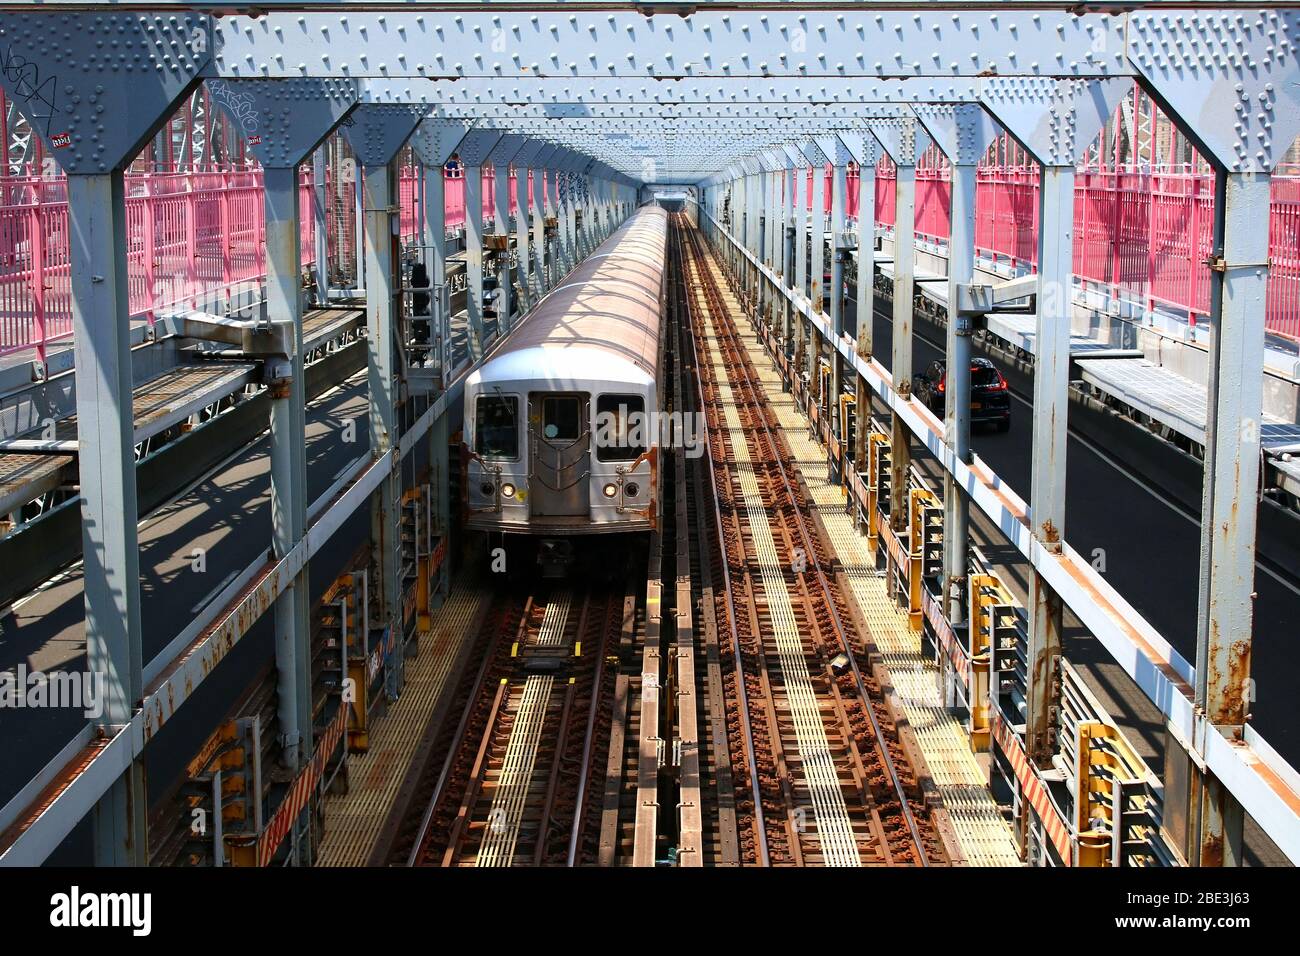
[841, 161, 1300, 341]
[1, 169, 311, 362]
[441, 168, 539, 230]
[1, 165, 557, 361]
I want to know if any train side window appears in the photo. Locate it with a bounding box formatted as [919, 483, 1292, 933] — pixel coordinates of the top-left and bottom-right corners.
[476, 395, 519, 459]
[595, 394, 646, 462]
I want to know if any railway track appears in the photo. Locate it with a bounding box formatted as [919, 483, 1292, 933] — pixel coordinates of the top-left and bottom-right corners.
[402, 556, 639, 867]
[674, 214, 943, 867]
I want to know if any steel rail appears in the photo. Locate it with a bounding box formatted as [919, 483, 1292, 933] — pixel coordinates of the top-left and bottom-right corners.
[674, 216, 773, 867]
[686, 219, 931, 865]
[405, 595, 527, 866]
[565, 575, 630, 866]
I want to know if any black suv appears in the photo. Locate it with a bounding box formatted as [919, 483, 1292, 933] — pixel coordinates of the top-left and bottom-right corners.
[912, 356, 1011, 432]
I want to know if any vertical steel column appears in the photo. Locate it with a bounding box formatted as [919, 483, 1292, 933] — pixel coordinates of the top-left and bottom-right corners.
[422, 163, 449, 382]
[354, 168, 366, 292]
[1191, 170, 1269, 867]
[362, 162, 403, 686]
[745, 171, 758, 305]
[794, 163, 808, 305]
[810, 162, 826, 313]
[759, 166, 771, 326]
[422, 160, 451, 609]
[783, 160, 797, 388]
[943, 162, 978, 626]
[264, 166, 311, 776]
[495, 161, 513, 333]
[68, 173, 148, 866]
[515, 165, 531, 313]
[574, 173, 588, 260]
[854, 153, 877, 491]
[793, 161, 809, 395]
[829, 159, 848, 463]
[564, 171, 578, 274]
[312, 149, 329, 303]
[889, 161, 917, 528]
[739, 175, 748, 293]
[465, 165, 487, 361]
[1025, 165, 1075, 765]
[597, 178, 609, 241]
[531, 167, 547, 295]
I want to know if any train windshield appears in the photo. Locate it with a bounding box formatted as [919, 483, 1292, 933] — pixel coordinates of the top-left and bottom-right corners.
[475, 395, 519, 458]
[595, 394, 647, 461]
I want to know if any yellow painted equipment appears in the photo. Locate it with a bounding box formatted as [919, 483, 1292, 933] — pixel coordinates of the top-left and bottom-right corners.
[866, 431, 891, 549]
[907, 487, 943, 628]
[1061, 659, 1167, 866]
[817, 357, 833, 419]
[968, 573, 1018, 752]
[839, 392, 856, 471]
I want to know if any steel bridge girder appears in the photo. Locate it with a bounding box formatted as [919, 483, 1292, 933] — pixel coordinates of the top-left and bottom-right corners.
[341, 102, 426, 168]
[0, 10, 213, 172]
[208, 77, 357, 168]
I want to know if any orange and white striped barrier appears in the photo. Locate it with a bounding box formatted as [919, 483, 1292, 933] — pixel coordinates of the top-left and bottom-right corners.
[255, 704, 349, 867]
[992, 713, 1073, 864]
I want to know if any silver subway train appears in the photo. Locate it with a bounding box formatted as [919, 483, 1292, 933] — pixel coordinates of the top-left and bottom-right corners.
[463, 206, 667, 566]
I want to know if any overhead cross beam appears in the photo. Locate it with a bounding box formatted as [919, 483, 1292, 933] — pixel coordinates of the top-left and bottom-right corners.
[210, 10, 1127, 80]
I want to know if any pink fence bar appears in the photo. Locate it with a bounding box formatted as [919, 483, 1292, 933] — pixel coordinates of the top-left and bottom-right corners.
[9, 155, 1292, 362]
[863, 155, 1300, 342]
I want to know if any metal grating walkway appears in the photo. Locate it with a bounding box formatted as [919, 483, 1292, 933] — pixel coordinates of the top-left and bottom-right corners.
[722, 285, 1022, 867]
[315, 574, 484, 867]
[696, 271, 861, 868]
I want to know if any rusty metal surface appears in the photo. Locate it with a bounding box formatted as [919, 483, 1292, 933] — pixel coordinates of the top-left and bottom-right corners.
[681, 214, 940, 866]
[405, 563, 637, 867]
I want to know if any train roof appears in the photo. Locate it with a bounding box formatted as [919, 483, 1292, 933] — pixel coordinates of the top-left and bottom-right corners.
[470, 206, 666, 390]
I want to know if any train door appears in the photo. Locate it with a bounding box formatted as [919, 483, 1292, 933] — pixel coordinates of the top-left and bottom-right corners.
[528, 392, 591, 517]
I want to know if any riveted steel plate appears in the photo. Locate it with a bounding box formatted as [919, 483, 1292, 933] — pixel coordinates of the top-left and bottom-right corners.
[341, 102, 425, 167]
[408, 117, 473, 167]
[979, 76, 1129, 166]
[210, 12, 1129, 80]
[0, 11, 211, 172]
[1128, 9, 1300, 172]
[208, 77, 356, 168]
[911, 102, 998, 166]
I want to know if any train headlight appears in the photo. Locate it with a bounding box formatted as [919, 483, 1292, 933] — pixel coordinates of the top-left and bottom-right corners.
[501, 483, 516, 499]
[480, 481, 496, 497]
[624, 482, 640, 498]
[602, 483, 619, 498]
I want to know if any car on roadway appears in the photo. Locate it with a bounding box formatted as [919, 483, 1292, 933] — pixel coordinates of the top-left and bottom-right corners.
[912, 356, 1012, 432]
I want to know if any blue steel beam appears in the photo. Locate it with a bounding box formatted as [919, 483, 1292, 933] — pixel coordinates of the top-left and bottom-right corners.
[0, 9, 213, 867]
[209, 78, 357, 865]
[208, 11, 1130, 80]
[871, 118, 929, 532]
[980, 78, 1129, 773]
[911, 101, 998, 653]
[410, 117, 474, 385]
[344, 103, 427, 701]
[1126, 8, 1300, 866]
